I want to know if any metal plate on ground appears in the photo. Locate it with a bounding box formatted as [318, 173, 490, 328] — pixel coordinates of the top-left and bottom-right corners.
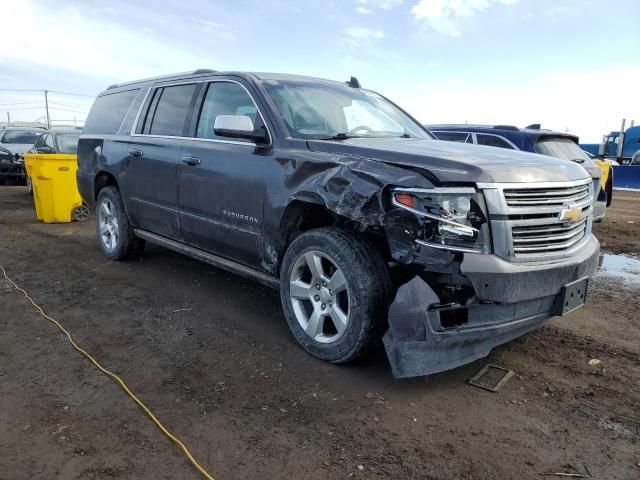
[559, 276, 589, 315]
[468, 364, 514, 392]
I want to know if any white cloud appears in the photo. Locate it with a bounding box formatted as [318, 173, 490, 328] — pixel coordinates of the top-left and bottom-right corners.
[412, 0, 519, 37]
[197, 19, 237, 40]
[343, 27, 385, 48]
[356, 6, 374, 14]
[388, 66, 640, 143]
[357, 0, 403, 10]
[0, 1, 211, 84]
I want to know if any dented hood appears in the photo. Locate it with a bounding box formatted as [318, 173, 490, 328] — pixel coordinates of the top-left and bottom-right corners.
[306, 137, 591, 184]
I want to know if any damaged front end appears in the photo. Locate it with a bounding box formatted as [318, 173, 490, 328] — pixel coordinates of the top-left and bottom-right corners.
[381, 185, 599, 378]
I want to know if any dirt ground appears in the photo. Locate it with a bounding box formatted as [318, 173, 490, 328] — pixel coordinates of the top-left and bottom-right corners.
[1, 186, 638, 480]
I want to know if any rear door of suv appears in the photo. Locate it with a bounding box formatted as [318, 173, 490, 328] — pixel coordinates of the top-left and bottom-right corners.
[126, 82, 200, 240]
[177, 78, 271, 268]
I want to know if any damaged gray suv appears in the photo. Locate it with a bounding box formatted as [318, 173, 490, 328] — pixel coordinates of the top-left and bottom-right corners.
[77, 70, 599, 378]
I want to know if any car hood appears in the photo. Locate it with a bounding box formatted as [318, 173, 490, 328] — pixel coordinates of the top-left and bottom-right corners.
[306, 137, 590, 184]
[0, 143, 34, 155]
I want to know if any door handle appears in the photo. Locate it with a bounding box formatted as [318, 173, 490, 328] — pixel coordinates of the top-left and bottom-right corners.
[128, 148, 143, 157]
[182, 156, 201, 166]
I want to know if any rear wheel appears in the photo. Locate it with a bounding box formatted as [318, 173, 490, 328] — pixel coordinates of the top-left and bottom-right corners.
[280, 228, 391, 363]
[96, 186, 145, 260]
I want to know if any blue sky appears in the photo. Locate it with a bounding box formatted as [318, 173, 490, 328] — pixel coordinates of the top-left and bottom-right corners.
[2, 0, 639, 141]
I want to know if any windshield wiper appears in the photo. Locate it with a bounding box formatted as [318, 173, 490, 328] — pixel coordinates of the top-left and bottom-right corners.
[318, 133, 353, 141]
[318, 132, 413, 141]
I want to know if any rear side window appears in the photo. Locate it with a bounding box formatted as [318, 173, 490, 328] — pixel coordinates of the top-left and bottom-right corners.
[477, 133, 514, 149]
[196, 82, 259, 142]
[84, 89, 139, 134]
[146, 84, 197, 137]
[434, 131, 469, 143]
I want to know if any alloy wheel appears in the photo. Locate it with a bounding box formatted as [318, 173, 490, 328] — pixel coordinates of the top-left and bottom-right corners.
[289, 250, 350, 344]
[98, 198, 119, 251]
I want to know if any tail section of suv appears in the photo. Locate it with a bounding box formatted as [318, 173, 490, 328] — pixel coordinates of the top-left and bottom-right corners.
[77, 71, 599, 378]
[427, 124, 608, 221]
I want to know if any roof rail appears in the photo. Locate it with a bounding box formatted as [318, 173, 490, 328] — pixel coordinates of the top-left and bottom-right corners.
[106, 69, 218, 90]
[493, 125, 519, 131]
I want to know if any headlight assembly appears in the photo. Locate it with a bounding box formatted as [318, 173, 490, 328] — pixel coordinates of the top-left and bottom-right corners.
[392, 187, 490, 253]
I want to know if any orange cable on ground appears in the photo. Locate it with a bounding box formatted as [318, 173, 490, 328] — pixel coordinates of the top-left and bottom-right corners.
[1, 266, 215, 480]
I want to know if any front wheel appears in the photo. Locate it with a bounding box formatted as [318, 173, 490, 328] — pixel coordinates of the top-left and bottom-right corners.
[96, 186, 145, 260]
[280, 228, 391, 364]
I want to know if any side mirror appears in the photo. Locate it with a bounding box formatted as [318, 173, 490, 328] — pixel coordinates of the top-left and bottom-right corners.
[37, 146, 53, 154]
[213, 115, 268, 144]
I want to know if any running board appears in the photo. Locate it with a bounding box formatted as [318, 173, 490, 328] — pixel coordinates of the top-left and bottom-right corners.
[133, 229, 279, 289]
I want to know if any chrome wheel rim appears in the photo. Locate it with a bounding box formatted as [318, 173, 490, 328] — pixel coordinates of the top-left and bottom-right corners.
[98, 199, 119, 251]
[289, 250, 350, 344]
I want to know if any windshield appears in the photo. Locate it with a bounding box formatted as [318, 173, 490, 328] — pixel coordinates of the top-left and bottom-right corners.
[534, 137, 589, 162]
[57, 133, 81, 154]
[0, 130, 41, 144]
[262, 80, 431, 140]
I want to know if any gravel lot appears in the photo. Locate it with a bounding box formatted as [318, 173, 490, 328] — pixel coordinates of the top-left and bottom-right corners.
[1, 186, 638, 480]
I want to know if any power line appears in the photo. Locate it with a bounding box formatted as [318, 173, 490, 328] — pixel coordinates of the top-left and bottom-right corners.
[48, 90, 95, 98]
[3, 106, 45, 111]
[48, 101, 92, 109]
[48, 107, 89, 114]
[0, 101, 44, 106]
[0, 88, 44, 92]
[0, 88, 95, 98]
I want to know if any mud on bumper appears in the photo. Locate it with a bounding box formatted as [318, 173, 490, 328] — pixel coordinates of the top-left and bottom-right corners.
[384, 235, 600, 378]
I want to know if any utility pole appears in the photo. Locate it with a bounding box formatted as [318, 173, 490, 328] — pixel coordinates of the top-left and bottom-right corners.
[6, 111, 10, 126]
[44, 89, 51, 129]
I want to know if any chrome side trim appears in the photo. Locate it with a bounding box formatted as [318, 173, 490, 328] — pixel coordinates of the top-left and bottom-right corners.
[134, 229, 279, 288]
[129, 87, 152, 136]
[130, 79, 273, 148]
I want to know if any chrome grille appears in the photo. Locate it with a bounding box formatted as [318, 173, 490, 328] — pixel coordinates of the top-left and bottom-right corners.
[479, 178, 594, 262]
[503, 183, 590, 207]
[511, 217, 587, 254]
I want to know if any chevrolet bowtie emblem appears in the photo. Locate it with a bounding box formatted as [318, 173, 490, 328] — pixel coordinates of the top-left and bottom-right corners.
[560, 206, 581, 223]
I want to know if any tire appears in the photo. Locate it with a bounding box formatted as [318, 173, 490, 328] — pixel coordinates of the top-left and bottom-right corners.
[26, 176, 33, 195]
[95, 186, 145, 260]
[280, 227, 391, 364]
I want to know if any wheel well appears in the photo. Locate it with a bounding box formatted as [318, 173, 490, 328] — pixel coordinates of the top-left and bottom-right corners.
[94, 171, 118, 199]
[277, 200, 390, 266]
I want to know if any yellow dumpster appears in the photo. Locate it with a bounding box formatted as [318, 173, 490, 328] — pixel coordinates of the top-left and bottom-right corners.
[23, 153, 89, 223]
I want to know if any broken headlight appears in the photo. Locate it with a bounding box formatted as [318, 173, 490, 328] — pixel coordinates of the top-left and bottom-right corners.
[392, 187, 490, 253]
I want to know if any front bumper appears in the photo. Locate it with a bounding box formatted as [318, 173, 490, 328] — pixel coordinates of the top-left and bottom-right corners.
[383, 235, 600, 378]
[0, 161, 25, 178]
